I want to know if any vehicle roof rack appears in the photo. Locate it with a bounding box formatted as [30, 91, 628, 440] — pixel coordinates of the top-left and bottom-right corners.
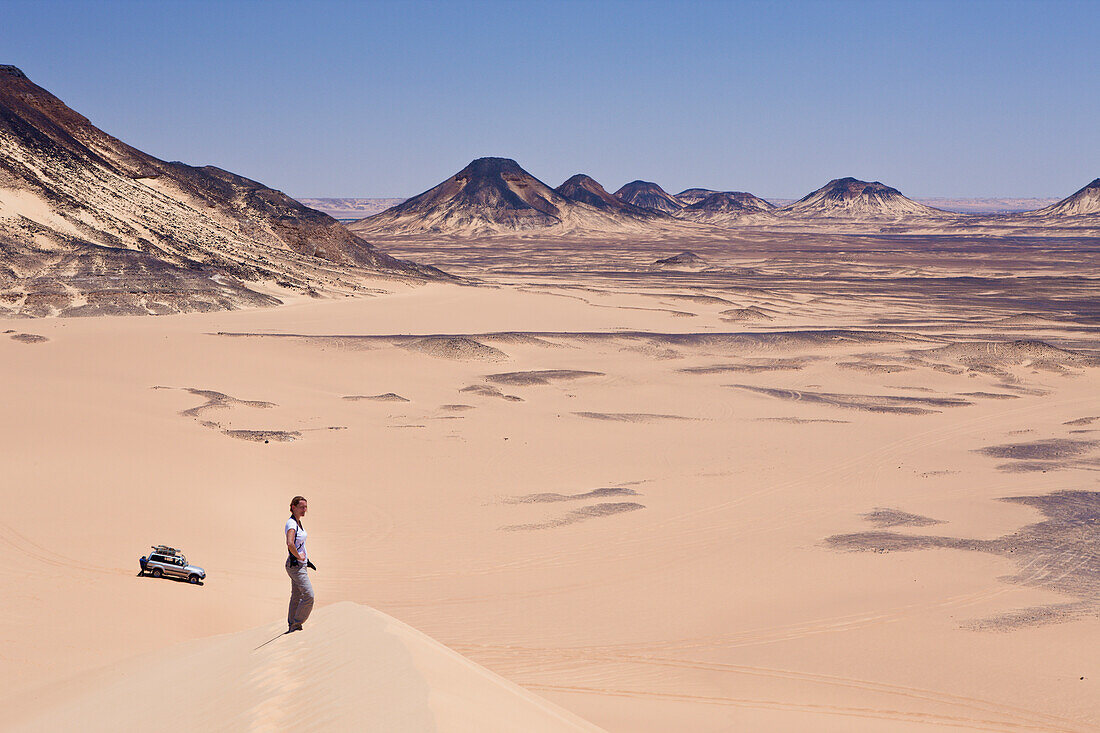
[151, 545, 181, 555]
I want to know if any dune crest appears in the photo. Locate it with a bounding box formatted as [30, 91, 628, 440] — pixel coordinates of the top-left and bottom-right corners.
[11, 602, 602, 733]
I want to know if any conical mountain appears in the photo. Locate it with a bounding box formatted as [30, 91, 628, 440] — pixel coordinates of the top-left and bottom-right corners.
[352, 159, 660, 235]
[555, 174, 662, 217]
[1027, 178, 1100, 217]
[0, 65, 435, 317]
[781, 177, 940, 218]
[614, 180, 683, 213]
[352, 157, 568, 235]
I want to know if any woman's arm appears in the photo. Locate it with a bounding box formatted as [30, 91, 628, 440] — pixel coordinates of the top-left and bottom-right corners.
[287, 527, 304, 562]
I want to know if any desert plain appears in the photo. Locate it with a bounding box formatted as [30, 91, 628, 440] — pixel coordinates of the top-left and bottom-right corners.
[1, 226, 1097, 732]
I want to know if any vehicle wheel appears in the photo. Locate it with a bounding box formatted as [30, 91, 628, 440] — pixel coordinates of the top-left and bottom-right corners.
[188, 574, 200, 584]
[151, 568, 163, 578]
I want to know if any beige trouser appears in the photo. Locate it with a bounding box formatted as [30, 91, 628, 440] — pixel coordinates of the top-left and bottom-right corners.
[286, 559, 314, 628]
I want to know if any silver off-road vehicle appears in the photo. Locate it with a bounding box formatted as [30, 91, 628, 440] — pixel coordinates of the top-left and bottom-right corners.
[140, 545, 206, 584]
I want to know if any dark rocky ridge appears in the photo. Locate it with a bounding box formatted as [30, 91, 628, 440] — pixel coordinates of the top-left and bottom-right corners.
[0, 65, 439, 317]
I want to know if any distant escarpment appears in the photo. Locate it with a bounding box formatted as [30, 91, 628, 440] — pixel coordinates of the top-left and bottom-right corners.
[0, 65, 439, 317]
[351, 159, 661, 236]
[779, 177, 942, 218]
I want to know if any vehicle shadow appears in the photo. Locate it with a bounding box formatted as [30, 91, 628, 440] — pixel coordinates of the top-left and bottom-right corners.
[137, 571, 204, 586]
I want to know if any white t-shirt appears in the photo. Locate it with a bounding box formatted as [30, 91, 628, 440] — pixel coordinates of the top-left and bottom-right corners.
[285, 518, 307, 561]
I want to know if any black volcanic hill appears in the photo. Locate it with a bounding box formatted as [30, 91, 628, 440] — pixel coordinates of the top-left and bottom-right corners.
[1028, 178, 1100, 217]
[352, 159, 660, 235]
[555, 174, 661, 217]
[0, 65, 436, 317]
[780, 177, 940, 218]
[687, 191, 774, 214]
[674, 188, 719, 206]
[652, 250, 708, 270]
[613, 181, 683, 214]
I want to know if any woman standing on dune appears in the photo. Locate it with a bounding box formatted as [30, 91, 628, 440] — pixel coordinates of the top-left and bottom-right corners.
[285, 496, 315, 632]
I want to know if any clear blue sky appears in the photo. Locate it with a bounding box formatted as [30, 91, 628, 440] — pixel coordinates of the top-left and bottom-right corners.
[5, 0, 1098, 198]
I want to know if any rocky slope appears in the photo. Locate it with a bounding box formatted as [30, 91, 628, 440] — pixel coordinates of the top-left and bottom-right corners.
[0, 65, 436, 317]
[1024, 178, 1100, 218]
[352, 158, 660, 236]
[779, 177, 942, 218]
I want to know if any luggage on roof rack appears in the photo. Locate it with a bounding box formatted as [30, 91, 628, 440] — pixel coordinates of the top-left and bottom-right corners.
[151, 545, 181, 556]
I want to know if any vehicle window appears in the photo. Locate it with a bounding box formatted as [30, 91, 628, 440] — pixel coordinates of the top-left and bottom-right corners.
[151, 555, 165, 563]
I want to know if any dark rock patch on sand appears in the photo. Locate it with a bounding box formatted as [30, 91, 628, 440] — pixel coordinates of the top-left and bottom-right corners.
[485, 369, 603, 386]
[975, 439, 1096, 461]
[343, 393, 410, 402]
[827, 490, 1100, 629]
[837, 361, 915, 373]
[756, 417, 851, 424]
[974, 438, 1099, 473]
[573, 412, 694, 422]
[401, 337, 508, 362]
[915, 340, 1098, 373]
[157, 387, 276, 419]
[459, 384, 524, 401]
[10, 333, 48, 343]
[860, 508, 943, 528]
[505, 487, 640, 504]
[502, 502, 645, 530]
[680, 358, 806, 374]
[223, 429, 300, 443]
[728, 384, 972, 415]
[645, 292, 733, 306]
[719, 307, 774, 322]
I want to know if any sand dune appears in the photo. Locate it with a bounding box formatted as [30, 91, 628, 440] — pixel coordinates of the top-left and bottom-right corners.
[9, 602, 602, 732]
